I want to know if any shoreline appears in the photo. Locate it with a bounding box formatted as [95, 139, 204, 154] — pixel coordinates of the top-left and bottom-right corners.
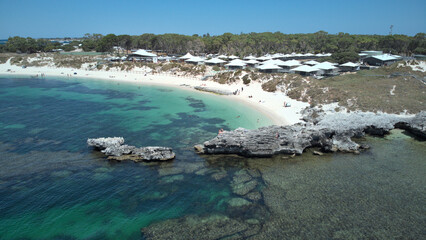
[0, 62, 309, 126]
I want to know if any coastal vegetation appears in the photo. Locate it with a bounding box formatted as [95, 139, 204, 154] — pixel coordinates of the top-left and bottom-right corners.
[261, 61, 426, 113]
[2, 32, 426, 58]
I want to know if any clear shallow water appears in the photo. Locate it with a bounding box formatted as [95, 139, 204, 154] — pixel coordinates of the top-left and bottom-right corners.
[0, 76, 424, 240]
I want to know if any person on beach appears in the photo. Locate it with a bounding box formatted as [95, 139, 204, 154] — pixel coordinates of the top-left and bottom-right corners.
[218, 128, 224, 135]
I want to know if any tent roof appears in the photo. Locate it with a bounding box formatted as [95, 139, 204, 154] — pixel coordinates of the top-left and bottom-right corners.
[292, 65, 320, 72]
[217, 54, 228, 59]
[185, 56, 205, 62]
[314, 62, 338, 70]
[261, 59, 287, 66]
[271, 53, 285, 58]
[244, 55, 257, 60]
[340, 62, 359, 67]
[179, 53, 193, 59]
[281, 59, 302, 67]
[228, 55, 239, 60]
[257, 63, 282, 70]
[245, 59, 260, 64]
[371, 54, 398, 61]
[132, 49, 157, 57]
[205, 58, 226, 64]
[304, 60, 320, 65]
[225, 59, 246, 67]
[256, 56, 272, 61]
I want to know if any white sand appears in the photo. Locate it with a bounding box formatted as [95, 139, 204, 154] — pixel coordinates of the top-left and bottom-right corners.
[0, 60, 309, 126]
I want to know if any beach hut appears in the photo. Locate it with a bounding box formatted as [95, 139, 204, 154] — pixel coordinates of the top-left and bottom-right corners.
[185, 56, 205, 65]
[314, 62, 339, 75]
[260, 59, 287, 67]
[225, 59, 246, 70]
[280, 59, 302, 72]
[256, 56, 272, 62]
[340, 62, 359, 72]
[271, 53, 285, 59]
[179, 53, 193, 62]
[292, 65, 320, 76]
[257, 63, 282, 73]
[244, 59, 260, 67]
[303, 53, 315, 59]
[304, 60, 320, 66]
[205, 58, 226, 66]
[244, 55, 257, 60]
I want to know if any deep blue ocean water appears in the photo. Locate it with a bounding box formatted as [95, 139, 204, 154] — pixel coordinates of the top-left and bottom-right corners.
[0, 76, 424, 239]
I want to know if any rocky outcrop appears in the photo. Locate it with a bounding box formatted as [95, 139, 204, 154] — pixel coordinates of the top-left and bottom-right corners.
[195, 111, 425, 157]
[194, 86, 233, 95]
[87, 137, 175, 162]
[395, 111, 426, 139]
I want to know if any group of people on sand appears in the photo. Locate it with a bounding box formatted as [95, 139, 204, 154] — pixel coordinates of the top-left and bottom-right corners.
[233, 87, 244, 95]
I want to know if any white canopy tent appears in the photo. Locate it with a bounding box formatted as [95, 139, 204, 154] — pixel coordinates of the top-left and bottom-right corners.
[228, 55, 239, 60]
[257, 63, 282, 72]
[304, 60, 320, 66]
[340, 62, 359, 67]
[185, 56, 205, 64]
[262, 59, 287, 66]
[245, 59, 260, 65]
[314, 62, 338, 70]
[179, 53, 193, 60]
[244, 55, 257, 60]
[217, 55, 228, 59]
[225, 59, 247, 69]
[292, 65, 320, 75]
[256, 56, 272, 61]
[281, 59, 302, 67]
[132, 49, 157, 57]
[340, 62, 360, 72]
[205, 58, 226, 65]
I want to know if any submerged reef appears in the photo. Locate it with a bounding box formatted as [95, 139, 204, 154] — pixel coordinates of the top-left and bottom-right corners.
[195, 111, 425, 157]
[87, 137, 175, 161]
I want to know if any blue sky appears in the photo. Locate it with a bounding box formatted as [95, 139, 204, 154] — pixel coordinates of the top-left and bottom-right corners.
[0, 0, 425, 38]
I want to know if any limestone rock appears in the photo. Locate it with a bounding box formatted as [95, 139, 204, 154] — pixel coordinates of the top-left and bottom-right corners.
[196, 111, 425, 157]
[87, 137, 175, 162]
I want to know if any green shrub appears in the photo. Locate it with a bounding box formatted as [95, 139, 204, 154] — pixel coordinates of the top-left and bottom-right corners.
[242, 75, 251, 85]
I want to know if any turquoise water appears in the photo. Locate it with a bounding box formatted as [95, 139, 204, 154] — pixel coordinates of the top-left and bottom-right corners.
[0, 76, 424, 239]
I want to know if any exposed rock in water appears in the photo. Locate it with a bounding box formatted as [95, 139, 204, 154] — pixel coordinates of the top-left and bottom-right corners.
[228, 197, 252, 207]
[395, 111, 426, 139]
[87, 137, 175, 162]
[195, 111, 425, 157]
[313, 151, 323, 156]
[194, 86, 233, 95]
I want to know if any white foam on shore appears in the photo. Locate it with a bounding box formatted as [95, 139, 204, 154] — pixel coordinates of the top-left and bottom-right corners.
[0, 59, 309, 126]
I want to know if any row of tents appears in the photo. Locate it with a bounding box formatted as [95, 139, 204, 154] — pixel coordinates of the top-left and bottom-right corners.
[179, 53, 360, 76]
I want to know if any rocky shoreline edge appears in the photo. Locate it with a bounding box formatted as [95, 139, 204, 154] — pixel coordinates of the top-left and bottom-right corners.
[87, 137, 175, 162]
[88, 110, 425, 160]
[194, 110, 425, 157]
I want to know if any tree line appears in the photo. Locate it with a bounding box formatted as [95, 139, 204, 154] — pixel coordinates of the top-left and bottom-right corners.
[1, 31, 425, 56]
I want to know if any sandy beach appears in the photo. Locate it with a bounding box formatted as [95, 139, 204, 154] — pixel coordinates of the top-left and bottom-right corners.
[0, 60, 309, 126]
